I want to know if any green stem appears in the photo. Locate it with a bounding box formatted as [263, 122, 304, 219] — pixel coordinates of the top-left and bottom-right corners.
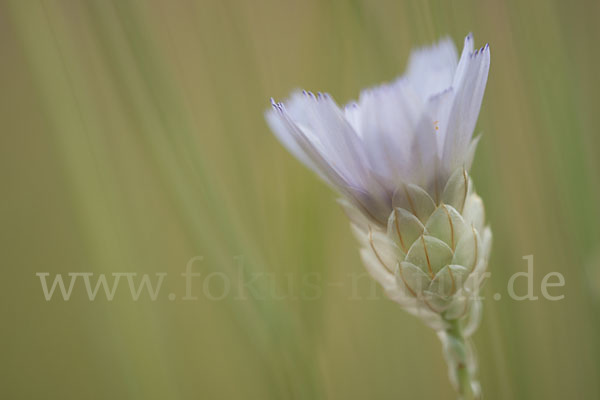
[442, 318, 477, 400]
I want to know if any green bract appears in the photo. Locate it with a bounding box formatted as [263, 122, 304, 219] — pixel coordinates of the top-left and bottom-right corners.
[343, 168, 491, 331]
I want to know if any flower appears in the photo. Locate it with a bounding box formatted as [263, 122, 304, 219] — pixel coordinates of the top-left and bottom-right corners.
[266, 33, 491, 331]
[267, 33, 493, 397]
[267, 34, 488, 223]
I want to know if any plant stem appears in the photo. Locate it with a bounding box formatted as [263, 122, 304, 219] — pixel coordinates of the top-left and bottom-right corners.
[442, 318, 477, 400]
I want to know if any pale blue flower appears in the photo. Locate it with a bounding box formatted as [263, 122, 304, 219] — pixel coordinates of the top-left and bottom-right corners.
[266, 34, 490, 226]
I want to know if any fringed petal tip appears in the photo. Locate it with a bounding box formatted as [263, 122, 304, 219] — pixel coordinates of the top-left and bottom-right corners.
[266, 33, 490, 233]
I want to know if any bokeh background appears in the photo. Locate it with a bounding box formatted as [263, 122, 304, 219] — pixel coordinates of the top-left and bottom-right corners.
[2, 0, 600, 399]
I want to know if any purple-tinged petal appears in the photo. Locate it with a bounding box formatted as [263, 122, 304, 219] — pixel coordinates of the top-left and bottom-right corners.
[442, 39, 490, 176]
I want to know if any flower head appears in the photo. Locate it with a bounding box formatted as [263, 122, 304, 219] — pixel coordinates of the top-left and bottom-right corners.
[266, 34, 492, 342]
[266, 34, 490, 226]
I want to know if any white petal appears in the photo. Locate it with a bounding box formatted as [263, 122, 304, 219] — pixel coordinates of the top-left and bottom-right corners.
[442, 39, 490, 175]
[283, 91, 369, 188]
[351, 79, 423, 191]
[424, 88, 455, 156]
[268, 94, 392, 225]
[343, 101, 362, 137]
[265, 103, 319, 172]
[409, 107, 442, 188]
[266, 98, 349, 189]
[405, 37, 458, 100]
[452, 33, 475, 89]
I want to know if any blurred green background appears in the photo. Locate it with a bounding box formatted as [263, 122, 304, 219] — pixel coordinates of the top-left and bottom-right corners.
[2, 0, 600, 399]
